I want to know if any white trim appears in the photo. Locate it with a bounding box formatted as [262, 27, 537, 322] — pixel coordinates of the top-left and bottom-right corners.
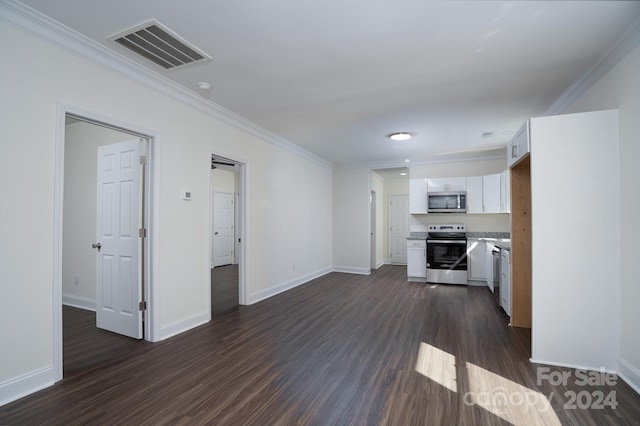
[62, 294, 96, 311]
[0, 366, 55, 407]
[545, 17, 640, 115]
[529, 358, 618, 375]
[0, 0, 332, 170]
[332, 266, 371, 275]
[375, 259, 386, 269]
[619, 358, 640, 395]
[52, 104, 65, 382]
[247, 267, 333, 305]
[159, 311, 210, 341]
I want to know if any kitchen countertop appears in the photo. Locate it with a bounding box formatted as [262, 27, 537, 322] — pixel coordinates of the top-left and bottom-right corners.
[479, 238, 511, 250]
[407, 232, 428, 240]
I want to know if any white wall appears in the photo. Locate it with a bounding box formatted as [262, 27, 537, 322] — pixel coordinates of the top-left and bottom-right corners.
[62, 122, 134, 309]
[332, 169, 370, 274]
[409, 159, 510, 233]
[0, 20, 332, 401]
[530, 110, 619, 372]
[563, 44, 640, 390]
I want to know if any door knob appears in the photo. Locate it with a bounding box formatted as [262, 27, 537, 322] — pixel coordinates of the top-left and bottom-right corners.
[214, 232, 219, 235]
[92, 243, 102, 251]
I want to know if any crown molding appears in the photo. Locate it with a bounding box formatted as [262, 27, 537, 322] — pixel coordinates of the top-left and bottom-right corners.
[545, 16, 640, 116]
[0, 0, 333, 169]
[334, 151, 505, 171]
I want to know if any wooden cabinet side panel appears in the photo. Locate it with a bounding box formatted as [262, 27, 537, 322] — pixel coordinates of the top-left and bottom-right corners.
[510, 156, 532, 328]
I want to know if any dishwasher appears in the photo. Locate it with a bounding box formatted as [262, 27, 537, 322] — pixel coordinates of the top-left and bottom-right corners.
[491, 246, 501, 296]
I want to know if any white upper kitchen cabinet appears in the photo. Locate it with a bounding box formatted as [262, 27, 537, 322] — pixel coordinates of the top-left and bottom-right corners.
[409, 179, 428, 214]
[427, 177, 466, 192]
[507, 121, 530, 168]
[501, 169, 511, 213]
[483, 173, 501, 213]
[467, 174, 501, 214]
[466, 176, 483, 214]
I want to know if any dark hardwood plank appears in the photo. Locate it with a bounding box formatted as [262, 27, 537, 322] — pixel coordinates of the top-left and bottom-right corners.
[211, 264, 239, 316]
[1, 265, 639, 425]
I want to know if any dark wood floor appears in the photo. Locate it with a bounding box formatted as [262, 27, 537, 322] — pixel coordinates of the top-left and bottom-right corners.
[1, 265, 639, 425]
[211, 263, 239, 317]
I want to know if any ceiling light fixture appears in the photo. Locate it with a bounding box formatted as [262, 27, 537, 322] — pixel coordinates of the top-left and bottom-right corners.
[388, 132, 414, 141]
[400, 172, 407, 176]
[197, 82, 211, 91]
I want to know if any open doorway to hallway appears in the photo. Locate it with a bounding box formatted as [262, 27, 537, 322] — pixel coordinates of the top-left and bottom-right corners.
[370, 168, 410, 267]
[210, 155, 245, 316]
[59, 113, 155, 378]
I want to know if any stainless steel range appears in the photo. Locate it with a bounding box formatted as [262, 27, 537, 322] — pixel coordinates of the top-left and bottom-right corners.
[426, 224, 468, 285]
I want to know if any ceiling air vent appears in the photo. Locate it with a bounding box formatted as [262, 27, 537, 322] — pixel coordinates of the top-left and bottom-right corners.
[109, 20, 211, 70]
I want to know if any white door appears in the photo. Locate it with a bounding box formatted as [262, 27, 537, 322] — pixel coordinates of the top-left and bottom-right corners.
[213, 191, 234, 267]
[389, 194, 409, 264]
[95, 139, 143, 339]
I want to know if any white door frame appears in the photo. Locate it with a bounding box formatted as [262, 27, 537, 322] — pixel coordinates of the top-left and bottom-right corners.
[53, 104, 160, 382]
[370, 190, 376, 270]
[208, 153, 248, 307]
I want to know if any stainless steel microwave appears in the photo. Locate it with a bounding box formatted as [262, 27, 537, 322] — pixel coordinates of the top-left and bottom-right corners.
[427, 192, 467, 213]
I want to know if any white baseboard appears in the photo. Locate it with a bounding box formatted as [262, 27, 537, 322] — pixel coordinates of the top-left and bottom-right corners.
[159, 311, 210, 341]
[332, 266, 371, 275]
[619, 358, 640, 395]
[0, 366, 55, 407]
[62, 294, 96, 311]
[375, 259, 386, 269]
[248, 267, 333, 304]
[529, 358, 617, 375]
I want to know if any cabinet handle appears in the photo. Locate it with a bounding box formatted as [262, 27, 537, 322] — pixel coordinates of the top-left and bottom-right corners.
[511, 143, 518, 159]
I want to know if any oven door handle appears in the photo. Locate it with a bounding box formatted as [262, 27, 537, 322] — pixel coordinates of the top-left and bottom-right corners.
[427, 239, 466, 244]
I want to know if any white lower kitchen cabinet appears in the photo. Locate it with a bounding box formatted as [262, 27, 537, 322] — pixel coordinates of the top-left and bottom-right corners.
[500, 248, 511, 317]
[466, 239, 486, 284]
[407, 239, 427, 282]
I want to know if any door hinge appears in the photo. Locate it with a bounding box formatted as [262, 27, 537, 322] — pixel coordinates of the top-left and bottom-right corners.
[139, 301, 147, 311]
[139, 228, 147, 238]
[140, 155, 147, 165]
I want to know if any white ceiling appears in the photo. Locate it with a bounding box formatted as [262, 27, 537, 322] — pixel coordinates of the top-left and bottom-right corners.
[19, 0, 640, 167]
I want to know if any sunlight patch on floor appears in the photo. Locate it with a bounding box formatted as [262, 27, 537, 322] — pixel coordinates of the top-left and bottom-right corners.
[415, 342, 457, 392]
[465, 362, 561, 426]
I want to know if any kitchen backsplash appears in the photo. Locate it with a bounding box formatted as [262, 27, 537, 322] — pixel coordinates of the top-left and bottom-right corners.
[409, 231, 510, 239]
[410, 212, 510, 233]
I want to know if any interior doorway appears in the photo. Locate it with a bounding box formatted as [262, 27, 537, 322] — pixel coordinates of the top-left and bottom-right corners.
[210, 154, 246, 316]
[54, 107, 157, 382]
